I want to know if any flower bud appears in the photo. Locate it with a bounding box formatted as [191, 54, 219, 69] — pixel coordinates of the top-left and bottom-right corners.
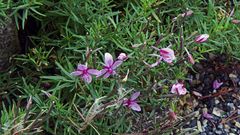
[232, 19, 240, 24]
[194, 34, 209, 43]
[117, 53, 128, 61]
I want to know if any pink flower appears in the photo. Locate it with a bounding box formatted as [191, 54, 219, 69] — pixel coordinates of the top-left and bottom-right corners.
[171, 82, 187, 95]
[97, 53, 123, 78]
[184, 47, 195, 64]
[123, 92, 141, 112]
[71, 64, 99, 84]
[159, 48, 176, 63]
[117, 53, 128, 61]
[203, 112, 213, 120]
[194, 34, 209, 43]
[213, 80, 223, 90]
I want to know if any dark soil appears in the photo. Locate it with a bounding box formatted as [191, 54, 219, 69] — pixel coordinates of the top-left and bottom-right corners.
[184, 53, 240, 134]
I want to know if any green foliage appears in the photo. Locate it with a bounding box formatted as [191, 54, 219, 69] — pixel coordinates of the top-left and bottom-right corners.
[1, 0, 240, 134]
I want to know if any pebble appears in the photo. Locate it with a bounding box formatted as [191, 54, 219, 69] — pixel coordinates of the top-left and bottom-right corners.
[217, 124, 223, 129]
[189, 119, 197, 128]
[213, 107, 224, 117]
[200, 133, 207, 135]
[202, 120, 208, 128]
[215, 130, 222, 134]
[235, 121, 240, 128]
[227, 103, 235, 109]
[215, 99, 220, 104]
[231, 128, 237, 132]
[197, 120, 203, 132]
[229, 73, 237, 79]
[224, 128, 229, 133]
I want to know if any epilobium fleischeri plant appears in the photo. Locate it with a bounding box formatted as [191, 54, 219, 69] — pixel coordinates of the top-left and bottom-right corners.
[123, 92, 141, 112]
[71, 64, 99, 84]
[97, 53, 123, 78]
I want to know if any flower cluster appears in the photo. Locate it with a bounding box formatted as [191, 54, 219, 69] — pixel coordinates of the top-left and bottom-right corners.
[71, 52, 127, 83]
[71, 33, 210, 112]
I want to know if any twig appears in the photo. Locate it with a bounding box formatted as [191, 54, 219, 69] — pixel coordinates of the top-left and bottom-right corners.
[199, 87, 233, 100]
[220, 110, 238, 124]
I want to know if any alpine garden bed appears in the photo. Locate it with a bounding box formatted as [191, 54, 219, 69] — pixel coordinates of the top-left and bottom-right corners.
[0, 0, 240, 135]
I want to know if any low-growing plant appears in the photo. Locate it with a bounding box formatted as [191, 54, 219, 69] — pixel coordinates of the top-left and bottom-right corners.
[1, 0, 240, 134]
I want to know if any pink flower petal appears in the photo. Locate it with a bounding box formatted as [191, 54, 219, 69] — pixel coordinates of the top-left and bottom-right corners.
[82, 74, 92, 84]
[123, 99, 129, 106]
[203, 112, 213, 119]
[77, 64, 88, 71]
[171, 84, 177, 94]
[131, 92, 140, 100]
[171, 83, 187, 95]
[130, 102, 141, 112]
[112, 60, 123, 69]
[179, 88, 187, 95]
[213, 80, 223, 89]
[103, 72, 111, 78]
[71, 71, 82, 76]
[160, 48, 176, 63]
[96, 69, 107, 77]
[88, 69, 100, 76]
[104, 53, 114, 66]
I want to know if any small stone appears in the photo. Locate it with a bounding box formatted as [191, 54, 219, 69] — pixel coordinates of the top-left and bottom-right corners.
[215, 130, 222, 134]
[208, 132, 214, 135]
[224, 124, 230, 129]
[224, 128, 229, 133]
[235, 121, 240, 128]
[231, 128, 237, 132]
[218, 124, 223, 129]
[229, 73, 238, 79]
[202, 119, 208, 127]
[213, 107, 224, 117]
[197, 120, 203, 132]
[215, 99, 220, 104]
[227, 103, 235, 110]
[229, 133, 236, 135]
[189, 119, 197, 127]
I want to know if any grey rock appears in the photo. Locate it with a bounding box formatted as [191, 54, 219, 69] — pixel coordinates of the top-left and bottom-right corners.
[215, 130, 222, 134]
[0, 16, 20, 69]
